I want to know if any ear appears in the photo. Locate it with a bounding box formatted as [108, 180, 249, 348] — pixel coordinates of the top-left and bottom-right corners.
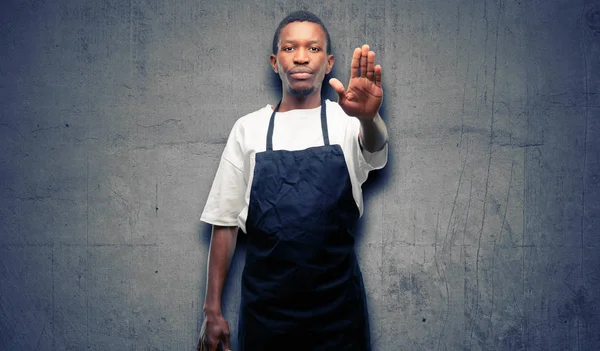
[270, 54, 278, 73]
[325, 54, 334, 74]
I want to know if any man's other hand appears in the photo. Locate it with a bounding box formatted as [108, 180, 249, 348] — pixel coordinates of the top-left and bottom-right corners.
[197, 311, 231, 351]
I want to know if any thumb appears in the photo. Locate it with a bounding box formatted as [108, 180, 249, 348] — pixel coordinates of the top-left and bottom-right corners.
[329, 78, 346, 101]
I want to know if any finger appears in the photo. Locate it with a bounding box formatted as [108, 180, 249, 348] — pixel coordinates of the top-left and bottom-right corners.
[329, 78, 346, 100]
[374, 64, 382, 87]
[222, 329, 231, 351]
[350, 47, 361, 78]
[366, 51, 375, 81]
[360, 44, 369, 77]
[198, 334, 206, 351]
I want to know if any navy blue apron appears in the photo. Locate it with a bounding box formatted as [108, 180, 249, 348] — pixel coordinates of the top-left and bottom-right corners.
[239, 100, 371, 351]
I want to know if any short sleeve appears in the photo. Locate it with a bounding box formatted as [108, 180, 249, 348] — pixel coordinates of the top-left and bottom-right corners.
[200, 122, 246, 227]
[359, 136, 388, 170]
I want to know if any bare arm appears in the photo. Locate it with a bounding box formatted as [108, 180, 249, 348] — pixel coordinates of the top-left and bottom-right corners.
[198, 225, 238, 351]
[204, 225, 238, 313]
[359, 113, 388, 152]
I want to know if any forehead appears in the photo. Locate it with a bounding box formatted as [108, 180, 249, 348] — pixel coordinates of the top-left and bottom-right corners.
[279, 21, 327, 44]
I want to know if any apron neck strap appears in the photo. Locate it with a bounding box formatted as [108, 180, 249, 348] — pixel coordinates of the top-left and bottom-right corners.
[266, 99, 329, 151]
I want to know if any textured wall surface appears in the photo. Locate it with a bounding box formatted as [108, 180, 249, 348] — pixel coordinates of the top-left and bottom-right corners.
[1, 0, 599, 350]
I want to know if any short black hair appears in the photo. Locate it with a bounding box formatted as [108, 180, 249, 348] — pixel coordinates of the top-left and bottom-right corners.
[272, 10, 332, 55]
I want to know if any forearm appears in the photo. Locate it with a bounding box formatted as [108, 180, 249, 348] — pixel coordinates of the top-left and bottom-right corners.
[359, 113, 388, 152]
[203, 225, 238, 315]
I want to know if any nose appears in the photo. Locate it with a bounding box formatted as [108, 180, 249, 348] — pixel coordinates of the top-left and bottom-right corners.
[293, 48, 309, 64]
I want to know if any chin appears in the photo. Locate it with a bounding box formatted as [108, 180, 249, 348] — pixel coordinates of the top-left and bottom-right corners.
[288, 85, 315, 97]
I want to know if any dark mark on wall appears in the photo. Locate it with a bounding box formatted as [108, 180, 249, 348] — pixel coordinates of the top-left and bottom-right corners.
[557, 286, 593, 323]
[585, 4, 600, 35]
[155, 183, 159, 217]
[30, 125, 62, 133]
[0, 123, 25, 138]
[207, 137, 228, 145]
[136, 118, 182, 130]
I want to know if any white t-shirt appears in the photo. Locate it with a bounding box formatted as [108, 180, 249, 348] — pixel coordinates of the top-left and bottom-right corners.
[200, 99, 388, 234]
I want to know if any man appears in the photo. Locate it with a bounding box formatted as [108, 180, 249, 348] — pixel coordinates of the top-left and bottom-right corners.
[198, 10, 389, 351]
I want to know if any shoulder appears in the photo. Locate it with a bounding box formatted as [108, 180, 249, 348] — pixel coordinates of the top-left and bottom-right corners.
[226, 104, 273, 140]
[235, 104, 273, 128]
[223, 104, 272, 155]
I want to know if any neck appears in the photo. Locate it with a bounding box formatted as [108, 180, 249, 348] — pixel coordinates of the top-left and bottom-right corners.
[276, 90, 323, 112]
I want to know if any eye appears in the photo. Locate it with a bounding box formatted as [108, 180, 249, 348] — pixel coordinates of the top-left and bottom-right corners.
[282, 46, 294, 52]
[309, 47, 321, 52]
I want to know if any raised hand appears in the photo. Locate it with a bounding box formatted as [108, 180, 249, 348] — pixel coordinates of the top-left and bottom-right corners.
[329, 44, 383, 120]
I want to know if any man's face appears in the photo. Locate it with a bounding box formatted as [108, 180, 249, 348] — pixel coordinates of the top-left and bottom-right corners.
[270, 21, 334, 97]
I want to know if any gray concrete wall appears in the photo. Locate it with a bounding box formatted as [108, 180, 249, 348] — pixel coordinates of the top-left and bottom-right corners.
[1, 0, 598, 350]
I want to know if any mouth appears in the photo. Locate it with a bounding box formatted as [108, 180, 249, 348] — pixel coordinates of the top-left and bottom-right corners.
[289, 69, 313, 80]
[290, 73, 312, 79]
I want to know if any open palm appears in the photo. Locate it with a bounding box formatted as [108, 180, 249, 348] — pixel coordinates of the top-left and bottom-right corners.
[329, 44, 383, 120]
